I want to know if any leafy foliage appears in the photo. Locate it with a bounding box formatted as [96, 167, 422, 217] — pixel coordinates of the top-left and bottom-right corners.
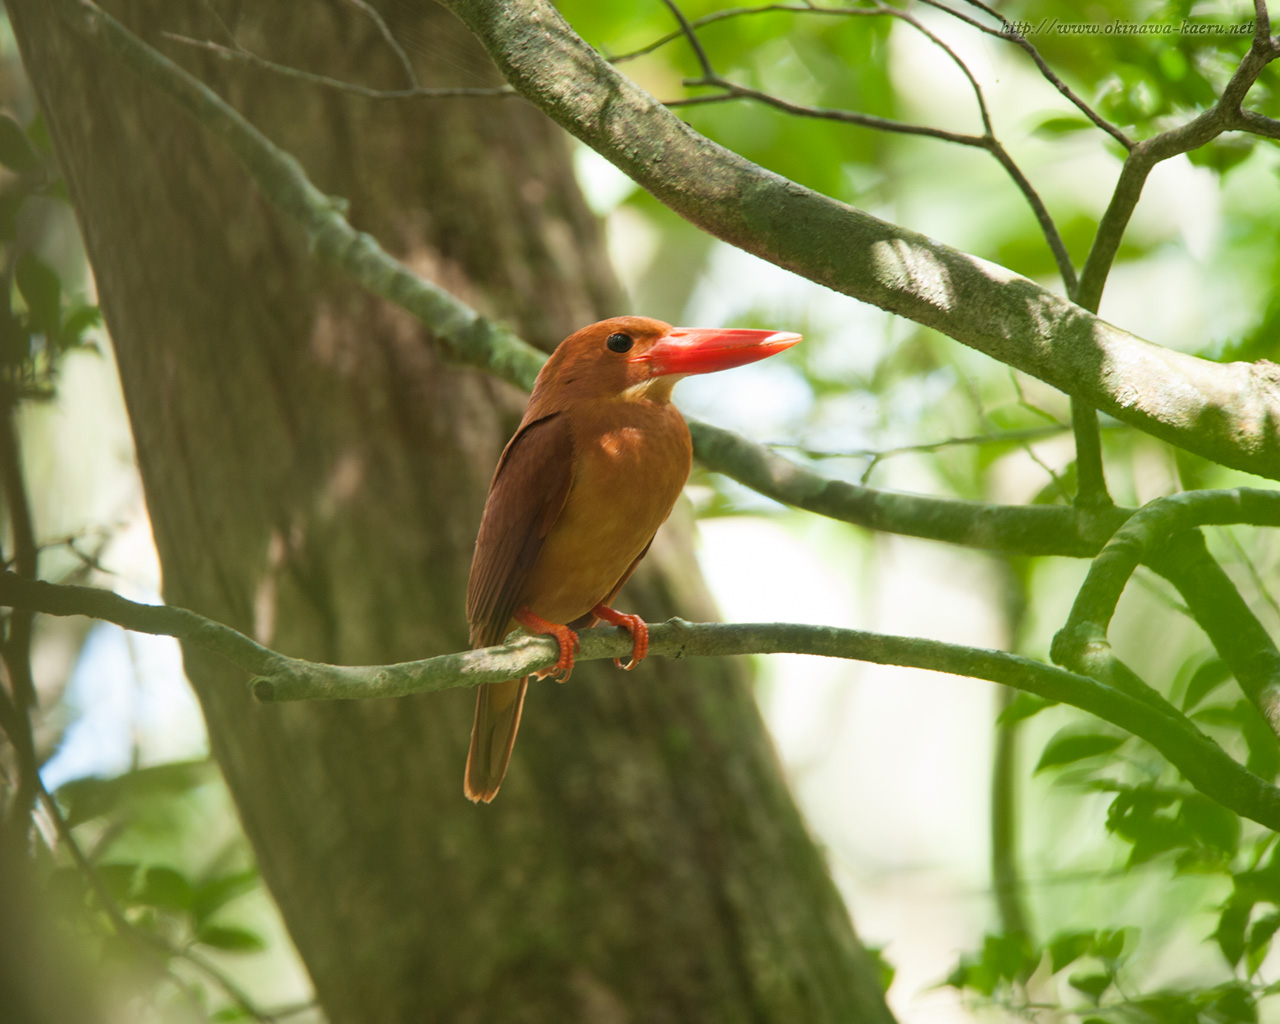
[0, 111, 99, 400]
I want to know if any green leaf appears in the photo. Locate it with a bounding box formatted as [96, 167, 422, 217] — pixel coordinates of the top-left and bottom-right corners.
[136, 866, 193, 912]
[1179, 794, 1240, 857]
[96, 862, 141, 904]
[1095, 926, 1135, 964]
[57, 302, 102, 350]
[1208, 983, 1258, 1023]
[192, 869, 259, 925]
[56, 761, 214, 828]
[1246, 912, 1280, 976]
[195, 923, 267, 954]
[15, 251, 61, 336]
[1068, 971, 1113, 1001]
[864, 945, 895, 994]
[945, 958, 998, 997]
[1216, 896, 1252, 967]
[1036, 729, 1127, 772]
[1048, 930, 1095, 973]
[0, 114, 40, 173]
[1032, 114, 1094, 137]
[1186, 137, 1256, 176]
[997, 692, 1055, 725]
[1181, 658, 1232, 712]
[982, 931, 1036, 983]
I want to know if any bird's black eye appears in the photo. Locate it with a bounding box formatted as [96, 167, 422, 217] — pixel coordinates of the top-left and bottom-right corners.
[606, 332, 634, 354]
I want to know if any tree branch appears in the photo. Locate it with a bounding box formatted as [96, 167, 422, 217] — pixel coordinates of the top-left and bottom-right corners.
[161, 32, 517, 101]
[49, 0, 1152, 563]
[56, 0, 1280, 481]
[5, 570, 1280, 831]
[1053, 489, 1280, 730]
[1147, 530, 1280, 735]
[435, 0, 1280, 481]
[932, 0, 1133, 149]
[1077, 22, 1280, 312]
[688, 419, 1130, 556]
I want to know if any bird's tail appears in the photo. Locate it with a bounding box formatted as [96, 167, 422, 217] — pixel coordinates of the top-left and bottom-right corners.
[464, 677, 529, 803]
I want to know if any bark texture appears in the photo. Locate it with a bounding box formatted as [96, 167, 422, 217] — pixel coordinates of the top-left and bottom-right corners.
[9, 1, 895, 1020]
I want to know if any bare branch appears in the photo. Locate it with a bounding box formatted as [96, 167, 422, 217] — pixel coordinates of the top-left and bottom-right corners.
[659, 0, 716, 80]
[1053, 489, 1280, 732]
[983, 138, 1077, 295]
[162, 32, 516, 100]
[612, 3, 872, 64]
[6, 570, 1280, 831]
[57, 0, 1280, 478]
[435, 0, 1280, 480]
[1255, 0, 1273, 44]
[341, 0, 420, 90]
[939, 0, 1133, 149]
[770, 422, 1072, 463]
[671, 74, 990, 145]
[689, 418, 1128, 556]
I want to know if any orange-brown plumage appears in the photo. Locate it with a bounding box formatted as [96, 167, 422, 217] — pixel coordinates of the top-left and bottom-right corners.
[464, 315, 799, 802]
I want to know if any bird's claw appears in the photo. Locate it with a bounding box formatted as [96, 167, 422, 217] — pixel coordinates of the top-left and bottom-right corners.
[539, 628, 580, 684]
[516, 608, 580, 684]
[591, 605, 648, 672]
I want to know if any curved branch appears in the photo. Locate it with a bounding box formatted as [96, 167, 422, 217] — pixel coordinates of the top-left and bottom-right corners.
[5, 570, 1280, 831]
[1055, 489, 1280, 650]
[1052, 489, 1280, 730]
[688, 418, 1130, 556]
[671, 77, 990, 147]
[51, 0, 1142, 561]
[162, 33, 517, 100]
[1147, 530, 1280, 734]
[1078, 25, 1280, 311]
[59, 0, 1280, 479]
[436, 0, 1280, 481]
[927, 0, 1133, 149]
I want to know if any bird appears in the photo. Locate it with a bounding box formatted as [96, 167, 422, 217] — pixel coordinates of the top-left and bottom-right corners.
[463, 315, 801, 802]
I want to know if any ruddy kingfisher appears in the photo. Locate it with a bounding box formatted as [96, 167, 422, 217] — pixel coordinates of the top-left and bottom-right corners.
[464, 315, 800, 801]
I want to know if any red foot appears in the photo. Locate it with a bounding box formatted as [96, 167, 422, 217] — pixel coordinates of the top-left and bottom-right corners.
[515, 608, 579, 683]
[591, 604, 648, 671]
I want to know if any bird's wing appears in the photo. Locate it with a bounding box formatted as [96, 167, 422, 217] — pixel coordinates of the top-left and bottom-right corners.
[466, 413, 575, 648]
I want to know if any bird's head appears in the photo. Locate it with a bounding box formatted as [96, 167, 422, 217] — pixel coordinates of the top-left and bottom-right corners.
[530, 315, 801, 407]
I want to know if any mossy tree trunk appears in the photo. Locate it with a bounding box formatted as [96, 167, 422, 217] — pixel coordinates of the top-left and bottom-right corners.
[9, 1, 896, 1020]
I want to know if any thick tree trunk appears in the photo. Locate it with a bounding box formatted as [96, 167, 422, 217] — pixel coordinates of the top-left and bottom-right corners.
[10, 1, 895, 1020]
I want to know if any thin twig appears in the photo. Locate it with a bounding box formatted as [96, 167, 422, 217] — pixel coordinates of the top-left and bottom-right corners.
[0, 391, 39, 835]
[660, 0, 716, 80]
[342, 0, 420, 90]
[944, 0, 1134, 149]
[612, 2, 870, 63]
[983, 138, 1077, 293]
[672, 76, 990, 146]
[1078, 20, 1280, 310]
[1070, 400, 1111, 510]
[162, 33, 516, 99]
[770, 422, 1072, 462]
[656, 0, 1079, 291]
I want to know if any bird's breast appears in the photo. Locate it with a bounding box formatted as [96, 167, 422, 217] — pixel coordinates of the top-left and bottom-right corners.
[520, 401, 692, 624]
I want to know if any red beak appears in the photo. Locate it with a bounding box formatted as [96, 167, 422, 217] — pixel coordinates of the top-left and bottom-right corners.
[635, 327, 802, 377]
